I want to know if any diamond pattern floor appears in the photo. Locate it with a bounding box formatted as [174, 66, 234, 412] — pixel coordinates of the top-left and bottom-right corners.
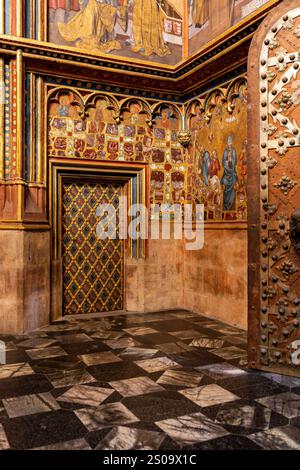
[0, 310, 300, 450]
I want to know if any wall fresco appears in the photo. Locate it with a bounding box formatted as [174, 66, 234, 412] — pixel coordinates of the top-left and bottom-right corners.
[188, 0, 272, 55]
[48, 78, 248, 220]
[48, 0, 183, 65]
[187, 78, 248, 221]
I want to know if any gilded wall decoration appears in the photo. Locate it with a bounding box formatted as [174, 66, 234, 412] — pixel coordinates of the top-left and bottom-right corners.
[186, 78, 248, 221]
[189, 0, 274, 55]
[48, 0, 183, 65]
[48, 89, 187, 207]
[0, 59, 13, 182]
[47, 78, 248, 221]
[0, 59, 18, 182]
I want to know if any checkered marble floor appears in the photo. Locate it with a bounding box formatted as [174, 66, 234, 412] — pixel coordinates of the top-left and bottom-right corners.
[0, 310, 300, 450]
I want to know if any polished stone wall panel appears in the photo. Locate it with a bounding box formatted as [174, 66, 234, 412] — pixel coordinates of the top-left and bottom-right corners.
[184, 229, 248, 329]
[0, 231, 50, 334]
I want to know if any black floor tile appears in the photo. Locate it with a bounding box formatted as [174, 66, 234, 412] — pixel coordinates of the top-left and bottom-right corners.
[225, 383, 288, 400]
[4, 350, 30, 364]
[123, 390, 201, 422]
[170, 350, 224, 367]
[85, 429, 112, 449]
[147, 320, 195, 332]
[159, 436, 181, 450]
[183, 434, 264, 450]
[3, 410, 87, 449]
[218, 374, 286, 391]
[30, 355, 86, 375]
[0, 374, 52, 399]
[87, 361, 144, 382]
[61, 341, 110, 355]
[138, 333, 179, 346]
[201, 399, 289, 435]
[291, 416, 300, 429]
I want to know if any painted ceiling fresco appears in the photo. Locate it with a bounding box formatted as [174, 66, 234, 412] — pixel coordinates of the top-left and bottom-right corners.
[47, 0, 274, 65]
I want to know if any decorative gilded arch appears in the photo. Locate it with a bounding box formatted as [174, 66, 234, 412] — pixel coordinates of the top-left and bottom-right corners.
[185, 76, 247, 126]
[83, 93, 120, 123]
[184, 99, 204, 128]
[119, 98, 152, 127]
[151, 102, 183, 128]
[203, 89, 226, 123]
[47, 87, 84, 110]
[226, 77, 247, 115]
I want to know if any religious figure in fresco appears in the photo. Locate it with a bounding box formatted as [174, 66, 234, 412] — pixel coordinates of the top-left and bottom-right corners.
[201, 149, 211, 186]
[58, 94, 71, 117]
[132, 0, 170, 57]
[50, 93, 80, 119]
[192, 0, 209, 28]
[189, 0, 270, 55]
[221, 135, 238, 211]
[208, 175, 222, 218]
[156, 108, 178, 130]
[128, 101, 143, 124]
[209, 149, 221, 179]
[229, 0, 237, 25]
[94, 100, 105, 121]
[238, 138, 247, 187]
[57, 0, 128, 53]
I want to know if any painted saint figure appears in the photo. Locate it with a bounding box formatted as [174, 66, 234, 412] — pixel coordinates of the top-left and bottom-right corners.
[202, 150, 210, 186]
[57, 0, 128, 53]
[238, 138, 247, 187]
[221, 135, 237, 211]
[132, 0, 170, 57]
[209, 149, 220, 178]
[58, 94, 71, 117]
[192, 0, 209, 28]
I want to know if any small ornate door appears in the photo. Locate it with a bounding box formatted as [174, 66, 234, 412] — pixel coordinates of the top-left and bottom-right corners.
[248, 1, 300, 376]
[61, 178, 124, 315]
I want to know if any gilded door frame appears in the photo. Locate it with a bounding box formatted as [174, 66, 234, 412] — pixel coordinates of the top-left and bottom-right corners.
[49, 158, 148, 321]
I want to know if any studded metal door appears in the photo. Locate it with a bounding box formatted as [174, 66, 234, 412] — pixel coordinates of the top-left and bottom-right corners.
[61, 179, 124, 315]
[248, 2, 300, 376]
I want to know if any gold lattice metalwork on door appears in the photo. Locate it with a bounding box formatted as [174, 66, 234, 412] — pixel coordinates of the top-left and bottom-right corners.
[61, 179, 124, 315]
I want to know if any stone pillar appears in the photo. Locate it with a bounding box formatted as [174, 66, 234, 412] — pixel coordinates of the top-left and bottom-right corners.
[0, 48, 50, 334]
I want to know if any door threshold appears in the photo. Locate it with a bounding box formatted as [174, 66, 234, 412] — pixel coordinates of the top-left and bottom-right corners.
[53, 310, 126, 322]
[51, 308, 191, 323]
